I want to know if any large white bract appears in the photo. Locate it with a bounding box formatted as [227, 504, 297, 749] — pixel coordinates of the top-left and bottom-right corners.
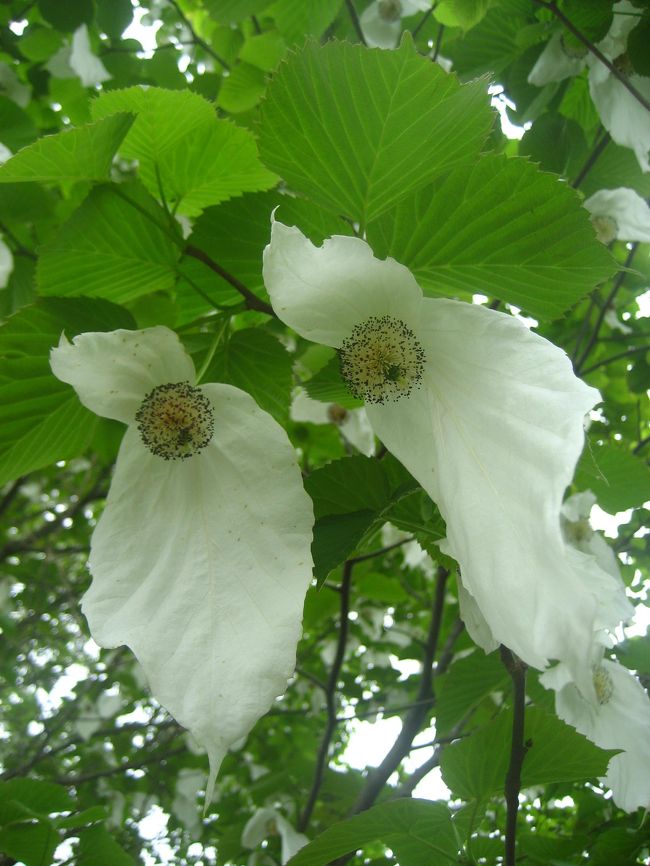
[541, 656, 650, 812]
[360, 0, 431, 49]
[50, 326, 314, 802]
[262, 220, 623, 699]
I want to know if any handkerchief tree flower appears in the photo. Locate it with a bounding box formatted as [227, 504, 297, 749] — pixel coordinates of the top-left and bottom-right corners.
[263, 220, 626, 698]
[50, 325, 314, 801]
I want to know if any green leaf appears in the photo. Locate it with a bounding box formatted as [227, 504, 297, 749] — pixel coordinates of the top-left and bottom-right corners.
[628, 16, 650, 76]
[519, 831, 588, 865]
[436, 650, 510, 736]
[91, 86, 276, 214]
[305, 455, 418, 581]
[205, 328, 293, 424]
[0, 114, 134, 184]
[440, 707, 618, 801]
[304, 355, 363, 410]
[367, 154, 616, 319]
[77, 825, 137, 865]
[0, 822, 59, 866]
[216, 61, 268, 113]
[204, 0, 274, 24]
[0, 297, 135, 484]
[615, 635, 650, 676]
[0, 96, 38, 152]
[268, 0, 343, 44]
[575, 442, 650, 514]
[312, 510, 377, 582]
[435, 0, 493, 30]
[37, 183, 181, 303]
[287, 799, 459, 866]
[96, 0, 134, 37]
[38, 0, 93, 31]
[384, 489, 448, 561]
[519, 113, 588, 178]
[0, 779, 74, 818]
[259, 39, 493, 224]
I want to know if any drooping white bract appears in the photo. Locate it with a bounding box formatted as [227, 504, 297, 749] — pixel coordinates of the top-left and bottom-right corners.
[242, 807, 308, 865]
[263, 221, 616, 698]
[50, 326, 314, 802]
[527, 32, 586, 87]
[290, 388, 375, 456]
[360, 0, 431, 49]
[46, 24, 111, 88]
[541, 655, 650, 812]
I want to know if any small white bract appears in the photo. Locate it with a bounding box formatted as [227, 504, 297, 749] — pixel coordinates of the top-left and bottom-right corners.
[50, 326, 314, 804]
[242, 807, 308, 865]
[263, 220, 624, 700]
[584, 187, 650, 243]
[290, 388, 375, 456]
[360, 0, 431, 49]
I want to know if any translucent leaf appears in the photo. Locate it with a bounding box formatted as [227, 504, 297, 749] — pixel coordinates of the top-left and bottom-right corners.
[576, 443, 650, 514]
[0, 114, 133, 184]
[440, 708, 618, 801]
[436, 650, 510, 736]
[259, 39, 493, 224]
[91, 86, 276, 214]
[367, 154, 616, 319]
[37, 183, 181, 303]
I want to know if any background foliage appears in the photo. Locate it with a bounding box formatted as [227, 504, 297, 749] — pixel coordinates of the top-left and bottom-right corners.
[0, 0, 649, 864]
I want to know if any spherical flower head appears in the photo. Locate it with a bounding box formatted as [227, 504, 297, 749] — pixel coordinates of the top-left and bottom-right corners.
[339, 315, 426, 404]
[49, 326, 314, 804]
[135, 381, 214, 460]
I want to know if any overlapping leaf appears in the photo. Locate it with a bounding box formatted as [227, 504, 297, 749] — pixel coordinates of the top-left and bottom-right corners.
[367, 154, 616, 319]
[90, 86, 276, 215]
[259, 39, 493, 224]
[0, 114, 133, 184]
[37, 183, 180, 302]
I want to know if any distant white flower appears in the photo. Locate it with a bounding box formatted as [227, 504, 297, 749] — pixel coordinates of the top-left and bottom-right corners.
[527, 31, 586, 87]
[528, 1, 650, 172]
[541, 655, 650, 812]
[46, 24, 111, 88]
[291, 388, 375, 455]
[172, 769, 205, 833]
[360, 0, 431, 49]
[0, 143, 12, 165]
[0, 237, 13, 289]
[50, 326, 314, 802]
[0, 62, 30, 107]
[263, 221, 619, 698]
[242, 807, 308, 865]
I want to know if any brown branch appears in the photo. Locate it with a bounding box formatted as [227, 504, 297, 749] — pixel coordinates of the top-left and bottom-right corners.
[55, 745, 187, 786]
[344, 0, 367, 45]
[500, 646, 528, 866]
[350, 567, 449, 815]
[298, 560, 354, 832]
[184, 245, 275, 316]
[574, 244, 638, 373]
[580, 345, 649, 376]
[533, 1, 650, 113]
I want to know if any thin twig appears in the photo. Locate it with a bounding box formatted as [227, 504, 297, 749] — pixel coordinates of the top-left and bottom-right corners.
[344, 0, 367, 45]
[574, 244, 638, 373]
[500, 646, 528, 866]
[412, 5, 435, 40]
[580, 345, 649, 376]
[56, 746, 187, 786]
[633, 433, 650, 455]
[431, 22, 444, 63]
[184, 245, 275, 316]
[347, 536, 414, 564]
[350, 567, 449, 815]
[571, 129, 610, 189]
[167, 0, 230, 69]
[0, 477, 24, 519]
[532, 1, 650, 113]
[298, 561, 353, 831]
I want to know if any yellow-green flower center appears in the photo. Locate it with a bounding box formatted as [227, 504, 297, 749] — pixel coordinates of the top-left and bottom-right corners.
[135, 382, 214, 460]
[593, 665, 614, 706]
[590, 214, 618, 245]
[339, 315, 425, 404]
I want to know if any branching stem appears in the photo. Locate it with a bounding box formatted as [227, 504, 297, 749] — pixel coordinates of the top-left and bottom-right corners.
[184, 245, 275, 316]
